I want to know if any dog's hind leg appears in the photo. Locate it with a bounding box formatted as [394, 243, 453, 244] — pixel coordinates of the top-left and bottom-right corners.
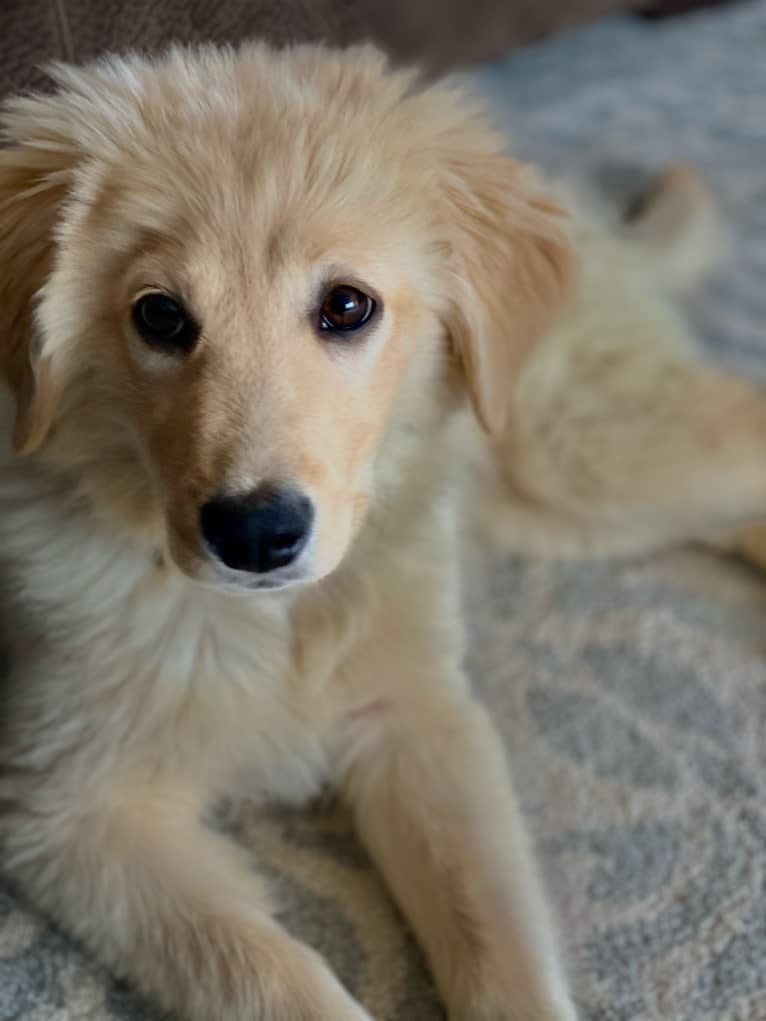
[479, 353, 766, 560]
[474, 163, 766, 563]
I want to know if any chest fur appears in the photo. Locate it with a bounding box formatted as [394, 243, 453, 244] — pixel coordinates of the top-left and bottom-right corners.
[1, 519, 334, 807]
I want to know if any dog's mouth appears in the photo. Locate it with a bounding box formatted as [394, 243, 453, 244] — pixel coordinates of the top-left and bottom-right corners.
[208, 563, 313, 595]
[191, 550, 315, 596]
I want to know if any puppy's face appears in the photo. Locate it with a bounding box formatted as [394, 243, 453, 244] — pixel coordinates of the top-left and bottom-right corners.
[82, 216, 434, 592]
[0, 46, 572, 592]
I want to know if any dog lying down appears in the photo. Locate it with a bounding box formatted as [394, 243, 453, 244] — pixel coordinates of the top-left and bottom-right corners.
[1, 41, 765, 1021]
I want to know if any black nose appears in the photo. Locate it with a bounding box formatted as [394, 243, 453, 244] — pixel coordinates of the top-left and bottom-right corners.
[199, 486, 314, 575]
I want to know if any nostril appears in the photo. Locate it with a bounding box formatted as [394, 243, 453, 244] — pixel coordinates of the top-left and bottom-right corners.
[200, 487, 314, 576]
[269, 525, 306, 556]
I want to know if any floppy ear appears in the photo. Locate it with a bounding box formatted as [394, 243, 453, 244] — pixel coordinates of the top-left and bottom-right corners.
[11, 344, 62, 456]
[0, 94, 80, 454]
[441, 150, 574, 436]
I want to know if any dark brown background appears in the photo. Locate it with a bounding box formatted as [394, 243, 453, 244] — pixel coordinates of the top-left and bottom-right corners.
[1, 0, 636, 95]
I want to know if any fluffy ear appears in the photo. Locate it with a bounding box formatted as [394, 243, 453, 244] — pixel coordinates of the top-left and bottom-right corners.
[11, 345, 62, 456]
[441, 149, 574, 436]
[0, 93, 80, 454]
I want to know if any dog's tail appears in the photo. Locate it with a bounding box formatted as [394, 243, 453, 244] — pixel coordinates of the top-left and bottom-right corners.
[619, 161, 727, 295]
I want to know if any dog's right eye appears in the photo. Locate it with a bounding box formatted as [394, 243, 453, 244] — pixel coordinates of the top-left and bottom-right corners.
[131, 293, 199, 354]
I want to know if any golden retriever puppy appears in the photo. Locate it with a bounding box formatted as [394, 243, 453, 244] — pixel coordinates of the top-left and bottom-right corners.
[0, 42, 764, 1021]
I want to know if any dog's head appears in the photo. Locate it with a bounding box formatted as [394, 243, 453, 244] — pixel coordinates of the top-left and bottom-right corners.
[0, 45, 572, 592]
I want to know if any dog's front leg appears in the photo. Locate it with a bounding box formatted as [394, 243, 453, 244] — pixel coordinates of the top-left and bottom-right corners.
[3, 777, 373, 1021]
[336, 672, 576, 1021]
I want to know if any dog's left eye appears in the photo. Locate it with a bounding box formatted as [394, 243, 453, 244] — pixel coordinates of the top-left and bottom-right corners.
[131, 293, 199, 353]
[318, 285, 376, 334]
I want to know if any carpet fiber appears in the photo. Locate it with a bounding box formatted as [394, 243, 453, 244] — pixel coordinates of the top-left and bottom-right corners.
[1, 4, 765, 1019]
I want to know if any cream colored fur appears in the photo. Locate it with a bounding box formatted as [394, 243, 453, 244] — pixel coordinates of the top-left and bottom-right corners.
[0, 43, 765, 1021]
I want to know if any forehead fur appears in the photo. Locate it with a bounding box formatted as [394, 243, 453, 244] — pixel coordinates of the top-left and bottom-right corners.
[2, 45, 475, 254]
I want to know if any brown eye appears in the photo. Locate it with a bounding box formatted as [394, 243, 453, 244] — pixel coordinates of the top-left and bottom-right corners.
[318, 284, 376, 334]
[132, 293, 199, 353]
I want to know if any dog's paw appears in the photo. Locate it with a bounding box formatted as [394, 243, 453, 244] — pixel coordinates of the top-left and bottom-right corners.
[451, 985, 578, 1021]
[286, 947, 377, 1021]
[459, 1006, 577, 1021]
[454, 1008, 577, 1021]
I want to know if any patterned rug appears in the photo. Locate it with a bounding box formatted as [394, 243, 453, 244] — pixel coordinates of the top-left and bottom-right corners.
[1, 4, 765, 1019]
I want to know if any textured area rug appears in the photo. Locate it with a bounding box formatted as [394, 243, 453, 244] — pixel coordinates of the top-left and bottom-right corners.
[1, 4, 765, 1020]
